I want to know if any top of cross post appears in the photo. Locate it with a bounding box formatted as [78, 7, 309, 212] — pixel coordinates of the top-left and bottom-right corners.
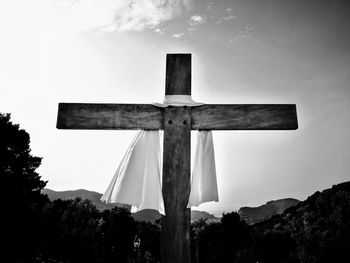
[165, 54, 191, 96]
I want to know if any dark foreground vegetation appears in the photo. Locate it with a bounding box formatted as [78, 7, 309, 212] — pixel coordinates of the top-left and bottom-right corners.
[1, 112, 350, 263]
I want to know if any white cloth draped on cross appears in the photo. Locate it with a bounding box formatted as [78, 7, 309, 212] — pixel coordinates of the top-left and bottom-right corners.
[101, 96, 219, 215]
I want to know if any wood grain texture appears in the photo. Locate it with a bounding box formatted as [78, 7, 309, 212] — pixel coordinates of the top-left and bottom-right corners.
[56, 103, 164, 130]
[165, 54, 191, 95]
[161, 106, 191, 263]
[191, 104, 298, 130]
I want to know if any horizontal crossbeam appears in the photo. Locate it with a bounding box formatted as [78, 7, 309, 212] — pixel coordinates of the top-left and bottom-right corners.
[192, 104, 298, 130]
[57, 103, 164, 130]
[57, 103, 297, 130]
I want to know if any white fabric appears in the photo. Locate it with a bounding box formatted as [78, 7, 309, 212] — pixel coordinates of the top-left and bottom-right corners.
[101, 96, 218, 214]
[101, 130, 165, 215]
[153, 95, 204, 107]
[187, 131, 219, 207]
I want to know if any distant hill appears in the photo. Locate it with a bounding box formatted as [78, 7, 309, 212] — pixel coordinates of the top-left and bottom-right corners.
[238, 198, 300, 224]
[131, 209, 220, 223]
[43, 188, 219, 223]
[42, 188, 119, 211]
[191, 210, 220, 223]
[250, 181, 350, 262]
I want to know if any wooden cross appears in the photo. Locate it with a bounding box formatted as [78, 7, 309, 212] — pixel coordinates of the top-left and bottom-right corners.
[56, 54, 298, 263]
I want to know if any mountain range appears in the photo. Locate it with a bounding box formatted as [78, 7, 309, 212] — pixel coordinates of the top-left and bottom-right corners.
[238, 198, 300, 224]
[42, 188, 220, 223]
[42, 188, 299, 224]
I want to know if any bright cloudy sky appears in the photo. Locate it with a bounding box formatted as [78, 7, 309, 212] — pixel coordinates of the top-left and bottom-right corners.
[1, 0, 350, 215]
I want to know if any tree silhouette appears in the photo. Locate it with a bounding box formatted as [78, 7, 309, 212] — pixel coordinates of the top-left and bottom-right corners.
[195, 212, 250, 263]
[60, 198, 101, 262]
[137, 221, 161, 262]
[0, 113, 48, 261]
[101, 207, 138, 263]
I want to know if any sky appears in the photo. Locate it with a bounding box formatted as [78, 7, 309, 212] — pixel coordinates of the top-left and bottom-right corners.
[1, 0, 350, 216]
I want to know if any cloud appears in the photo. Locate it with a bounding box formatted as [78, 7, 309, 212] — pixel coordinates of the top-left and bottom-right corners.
[215, 6, 236, 24]
[57, 0, 192, 32]
[188, 14, 205, 31]
[172, 32, 184, 38]
[191, 15, 203, 22]
[190, 15, 204, 25]
[224, 14, 236, 21]
[216, 14, 236, 24]
[154, 28, 165, 34]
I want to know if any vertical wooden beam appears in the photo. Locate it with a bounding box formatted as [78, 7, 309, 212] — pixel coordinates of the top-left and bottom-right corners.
[161, 53, 192, 263]
[161, 107, 191, 263]
[165, 54, 191, 95]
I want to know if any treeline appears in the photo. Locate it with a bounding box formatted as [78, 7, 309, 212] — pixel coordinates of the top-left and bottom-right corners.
[4, 186, 350, 263]
[247, 181, 350, 263]
[0, 113, 160, 262]
[2, 112, 350, 263]
[30, 198, 160, 262]
[194, 182, 350, 263]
